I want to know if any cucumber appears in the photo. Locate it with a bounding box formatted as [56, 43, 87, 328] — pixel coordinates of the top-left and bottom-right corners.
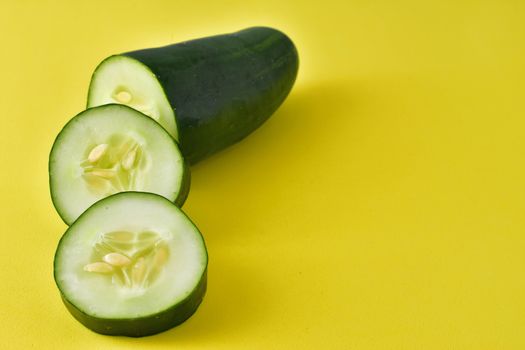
[49, 104, 189, 225]
[87, 26, 299, 164]
[54, 192, 208, 337]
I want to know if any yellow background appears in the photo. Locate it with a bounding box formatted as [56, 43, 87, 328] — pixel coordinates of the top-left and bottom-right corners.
[1, 0, 525, 348]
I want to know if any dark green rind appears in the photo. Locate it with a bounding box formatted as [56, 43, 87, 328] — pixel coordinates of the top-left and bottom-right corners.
[49, 104, 190, 225]
[174, 160, 190, 208]
[54, 192, 208, 337]
[60, 269, 207, 337]
[120, 26, 299, 164]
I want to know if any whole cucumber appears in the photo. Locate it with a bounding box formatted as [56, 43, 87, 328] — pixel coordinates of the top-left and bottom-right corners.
[88, 27, 299, 164]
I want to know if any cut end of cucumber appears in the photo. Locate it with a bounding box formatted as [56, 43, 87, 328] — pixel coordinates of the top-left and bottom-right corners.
[49, 104, 188, 225]
[54, 192, 207, 336]
[87, 55, 178, 140]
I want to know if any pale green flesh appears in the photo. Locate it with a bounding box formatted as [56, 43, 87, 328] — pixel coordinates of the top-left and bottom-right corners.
[54, 193, 207, 319]
[87, 55, 178, 140]
[50, 105, 184, 225]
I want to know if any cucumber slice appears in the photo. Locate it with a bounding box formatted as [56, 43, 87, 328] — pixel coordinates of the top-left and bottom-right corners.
[49, 104, 189, 225]
[54, 192, 207, 337]
[87, 27, 299, 164]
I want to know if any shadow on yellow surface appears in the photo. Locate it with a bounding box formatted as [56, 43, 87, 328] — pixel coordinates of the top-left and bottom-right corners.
[185, 78, 361, 244]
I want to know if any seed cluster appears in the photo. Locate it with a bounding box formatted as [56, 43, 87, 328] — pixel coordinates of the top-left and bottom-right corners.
[83, 230, 169, 290]
[81, 138, 145, 195]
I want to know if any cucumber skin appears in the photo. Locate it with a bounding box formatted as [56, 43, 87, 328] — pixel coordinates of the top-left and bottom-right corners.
[174, 157, 191, 208]
[122, 26, 299, 164]
[60, 269, 207, 337]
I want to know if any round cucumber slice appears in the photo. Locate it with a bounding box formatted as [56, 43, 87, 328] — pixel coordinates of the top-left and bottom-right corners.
[49, 104, 189, 225]
[54, 192, 207, 337]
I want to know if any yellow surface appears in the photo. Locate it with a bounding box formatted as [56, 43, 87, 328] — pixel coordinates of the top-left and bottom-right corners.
[1, 0, 525, 348]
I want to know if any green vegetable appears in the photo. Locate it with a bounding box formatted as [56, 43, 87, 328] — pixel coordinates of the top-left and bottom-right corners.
[49, 104, 189, 225]
[54, 192, 207, 337]
[87, 26, 299, 164]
